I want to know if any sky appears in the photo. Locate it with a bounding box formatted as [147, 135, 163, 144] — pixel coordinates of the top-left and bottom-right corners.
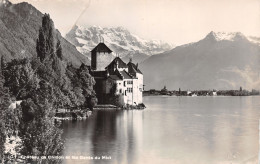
[10, 0, 260, 45]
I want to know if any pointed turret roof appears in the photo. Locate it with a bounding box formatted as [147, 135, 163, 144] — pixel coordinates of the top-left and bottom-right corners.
[108, 67, 135, 80]
[106, 57, 128, 69]
[127, 62, 142, 74]
[91, 43, 112, 53]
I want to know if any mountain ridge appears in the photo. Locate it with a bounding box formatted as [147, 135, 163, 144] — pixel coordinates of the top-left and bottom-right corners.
[0, 0, 89, 66]
[140, 31, 260, 90]
[66, 25, 174, 63]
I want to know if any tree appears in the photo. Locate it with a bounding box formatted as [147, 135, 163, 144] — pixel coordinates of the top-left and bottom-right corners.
[0, 56, 6, 73]
[56, 39, 63, 60]
[19, 80, 63, 160]
[106, 83, 124, 107]
[0, 56, 10, 161]
[35, 14, 71, 110]
[4, 59, 38, 99]
[17, 14, 64, 162]
[65, 64, 96, 109]
[35, 14, 56, 84]
[77, 64, 96, 108]
[36, 14, 55, 62]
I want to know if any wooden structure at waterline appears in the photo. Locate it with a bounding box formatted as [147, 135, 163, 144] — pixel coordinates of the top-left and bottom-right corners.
[94, 104, 118, 110]
[55, 109, 92, 120]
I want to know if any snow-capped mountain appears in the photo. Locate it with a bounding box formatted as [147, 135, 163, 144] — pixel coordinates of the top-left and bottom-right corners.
[204, 31, 260, 45]
[247, 36, 260, 46]
[206, 31, 247, 41]
[140, 31, 260, 90]
[66, 25, 174, 63]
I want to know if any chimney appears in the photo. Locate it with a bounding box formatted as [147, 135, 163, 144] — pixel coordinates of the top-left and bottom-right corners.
[129, 57, 132, 63]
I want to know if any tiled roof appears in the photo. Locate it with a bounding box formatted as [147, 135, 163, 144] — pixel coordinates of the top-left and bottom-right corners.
[106, 57, 127, 69]
[109, 75, 122, 81]
[127, 62, 143, 74]
[91, 43, 113, 53]
[119, 70, 133, 79]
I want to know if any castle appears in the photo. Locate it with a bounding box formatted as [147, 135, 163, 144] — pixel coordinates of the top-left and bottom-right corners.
[90, 42, 143, 106]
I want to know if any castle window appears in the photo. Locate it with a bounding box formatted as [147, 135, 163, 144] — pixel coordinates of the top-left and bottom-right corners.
[125, 90, 127, 96]
[119, 89, 122, 93]
[127, 81, 133, 85]
[127, 88, 133, 93]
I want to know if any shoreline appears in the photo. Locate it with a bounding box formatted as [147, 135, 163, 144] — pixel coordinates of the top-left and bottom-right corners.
[54, 104, 146, 120]
[143, 94, 260, 97]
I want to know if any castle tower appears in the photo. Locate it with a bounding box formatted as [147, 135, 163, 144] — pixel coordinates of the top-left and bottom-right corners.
[91, 42, 113, 71]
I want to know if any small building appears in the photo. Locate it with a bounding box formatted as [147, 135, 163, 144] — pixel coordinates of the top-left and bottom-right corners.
[161, 86, 168, 95]
[90, 43, 143, 106]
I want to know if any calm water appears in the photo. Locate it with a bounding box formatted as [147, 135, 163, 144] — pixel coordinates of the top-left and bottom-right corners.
[62, 96, 260, 164]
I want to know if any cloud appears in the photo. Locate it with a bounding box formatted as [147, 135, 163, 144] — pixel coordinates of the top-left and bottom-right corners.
[221, 66, 260, 90]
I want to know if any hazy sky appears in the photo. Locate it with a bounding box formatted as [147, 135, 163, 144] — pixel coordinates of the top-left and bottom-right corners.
[10, 0, 260, 45]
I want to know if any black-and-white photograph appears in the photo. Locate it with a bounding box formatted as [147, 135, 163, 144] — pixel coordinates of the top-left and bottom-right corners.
[0, 0, 260, 163]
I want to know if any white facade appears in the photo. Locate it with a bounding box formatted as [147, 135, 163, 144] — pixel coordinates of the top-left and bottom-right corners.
[136, 73, 143, 104]
[115, 75, 143, 106]
[125, 79, 134, 105]
[116, 80, 124, 95]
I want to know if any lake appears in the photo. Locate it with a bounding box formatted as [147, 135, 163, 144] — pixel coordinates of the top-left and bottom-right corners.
[61, 96, 260, 164]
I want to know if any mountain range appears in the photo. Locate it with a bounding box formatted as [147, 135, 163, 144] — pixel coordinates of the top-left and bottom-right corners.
[1, 0, 260, 91]
[0, 0, 89, 66]
[140, 31, 260, 90]
[65, 25, 174, 63]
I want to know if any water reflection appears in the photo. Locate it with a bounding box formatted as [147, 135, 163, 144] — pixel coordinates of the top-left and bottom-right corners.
[62, 96, 260, 164]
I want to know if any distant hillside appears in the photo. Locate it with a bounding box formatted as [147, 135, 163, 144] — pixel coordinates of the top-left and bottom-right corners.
[0, 0, 89, 66]
[66, 25, 174, 63]
[140, 32, 260, 90]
